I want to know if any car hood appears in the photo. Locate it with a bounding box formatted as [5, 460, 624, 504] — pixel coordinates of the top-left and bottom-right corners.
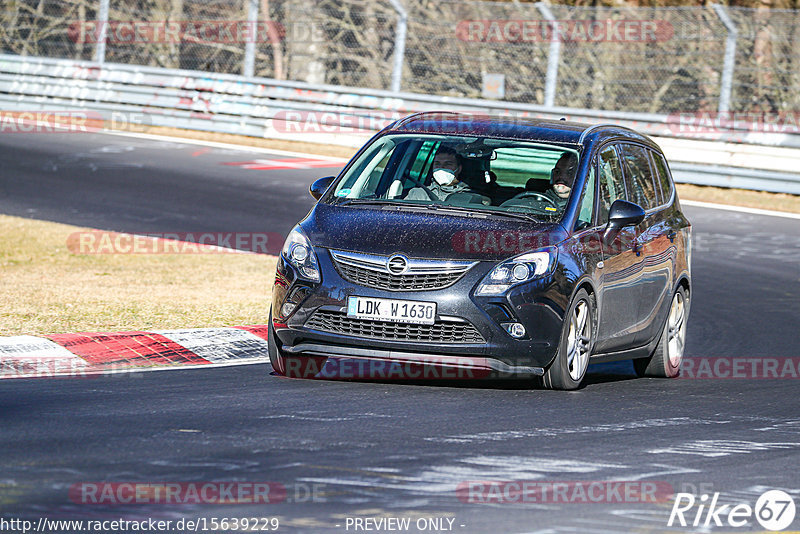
[302, 202, 568, 261]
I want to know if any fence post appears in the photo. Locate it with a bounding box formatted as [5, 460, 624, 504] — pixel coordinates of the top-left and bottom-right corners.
[243, 0, 259, 77]
[711, 3, 738, 113]
[535, 2, 560, 108]
[387, 0, 407, 93]
[94, 0, 109, 64]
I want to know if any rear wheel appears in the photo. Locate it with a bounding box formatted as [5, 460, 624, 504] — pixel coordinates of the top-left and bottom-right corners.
[267, 309, 287, 376]
[634, 286, 688, 378]
[541, 289, 595, 390]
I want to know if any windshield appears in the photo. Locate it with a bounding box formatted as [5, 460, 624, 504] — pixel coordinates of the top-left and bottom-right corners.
[327, 134, 581, 221]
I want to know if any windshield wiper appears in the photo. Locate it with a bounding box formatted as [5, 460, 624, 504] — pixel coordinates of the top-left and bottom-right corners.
[460, 207, 545, 223]
[336, 199, 544, 222]
[338, 198, 400, 207]
[400, 204, 490, 218]
[340, 199, 453, 211]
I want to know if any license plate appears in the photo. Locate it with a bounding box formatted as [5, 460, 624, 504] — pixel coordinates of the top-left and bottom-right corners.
[347, 296, 436, 325]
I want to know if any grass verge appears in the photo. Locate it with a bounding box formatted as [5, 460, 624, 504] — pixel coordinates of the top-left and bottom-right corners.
[0, 214, 276, 336]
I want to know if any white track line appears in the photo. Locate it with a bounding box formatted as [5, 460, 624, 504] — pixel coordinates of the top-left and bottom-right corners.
[682, 199, 800, 220]
[106, 129, 350, 162]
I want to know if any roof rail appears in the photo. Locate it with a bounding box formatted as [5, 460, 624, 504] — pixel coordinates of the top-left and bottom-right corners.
[577, 123, 621, 144]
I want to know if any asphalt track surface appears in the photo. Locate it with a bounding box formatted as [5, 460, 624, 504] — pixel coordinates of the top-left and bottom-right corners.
[1, 132, 799, 533]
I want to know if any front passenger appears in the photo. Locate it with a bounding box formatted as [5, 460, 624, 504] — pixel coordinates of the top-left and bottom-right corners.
[543, 153, 578, 209]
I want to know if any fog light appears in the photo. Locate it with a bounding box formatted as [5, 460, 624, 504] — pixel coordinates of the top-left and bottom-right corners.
[502, 322, 526, 339]
[281, 302, 297, 317]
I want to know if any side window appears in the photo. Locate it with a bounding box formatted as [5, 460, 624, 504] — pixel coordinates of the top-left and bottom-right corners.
[574, 164, 596, 231]
[620, 144, 658, 211]
[650, 151, 674, 205]
[598, 145, 626, 223]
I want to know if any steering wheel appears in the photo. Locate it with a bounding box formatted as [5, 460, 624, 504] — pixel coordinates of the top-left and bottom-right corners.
[402, 171, 439, 202]
[510, 191, 560, 210]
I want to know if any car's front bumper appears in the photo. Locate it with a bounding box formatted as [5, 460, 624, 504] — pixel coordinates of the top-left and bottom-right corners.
[281, 342, 545, 379]
[271, 249, 568, 378]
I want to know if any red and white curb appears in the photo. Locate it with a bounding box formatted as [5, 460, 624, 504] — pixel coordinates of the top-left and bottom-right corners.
[0, 326, 271, 379]
[222, 157, 343, 170]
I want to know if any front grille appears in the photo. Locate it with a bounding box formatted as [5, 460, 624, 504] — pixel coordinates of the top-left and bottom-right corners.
[330, 250, 475, 291]
[335, 262, 465, 291]
[305, 310, 486, 344]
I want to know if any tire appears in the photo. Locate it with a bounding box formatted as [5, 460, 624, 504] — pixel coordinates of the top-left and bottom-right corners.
[268, 309, 325, 378]
[267, 309, 287, 376]
[542, 288, 595, 390]
[634, 286, 689, 378]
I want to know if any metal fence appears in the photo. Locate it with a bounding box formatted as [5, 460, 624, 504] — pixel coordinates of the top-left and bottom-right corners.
[3, 53, 800, 194]
[2, 0, 799, 115]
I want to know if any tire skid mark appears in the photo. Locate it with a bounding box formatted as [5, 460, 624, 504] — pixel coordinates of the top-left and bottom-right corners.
[425, 417, 728, 444]
[648, 439, 800, 457]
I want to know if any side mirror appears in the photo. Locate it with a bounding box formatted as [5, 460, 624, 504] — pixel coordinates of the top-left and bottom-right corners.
[603, 199, 645, 245]
[607, 199, 645, 229]
[309, 176, 335, 200]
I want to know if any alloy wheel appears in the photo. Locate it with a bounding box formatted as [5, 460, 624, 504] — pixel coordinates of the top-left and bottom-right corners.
[567, 299, 592, 381]
[667, 291, 687, 368]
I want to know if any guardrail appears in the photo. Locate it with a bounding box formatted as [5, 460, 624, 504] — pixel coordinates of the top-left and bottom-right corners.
[1, 53, 799, 195]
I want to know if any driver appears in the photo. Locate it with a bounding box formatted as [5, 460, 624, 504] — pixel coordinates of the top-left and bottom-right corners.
[406, 145, 474, 202]
[544, 152, 578, 208]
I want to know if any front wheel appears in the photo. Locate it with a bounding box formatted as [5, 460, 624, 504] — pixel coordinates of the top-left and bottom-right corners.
[634, 286, 689, 378]
[541, 289, 595, 390]
[267, 309, 287, 376]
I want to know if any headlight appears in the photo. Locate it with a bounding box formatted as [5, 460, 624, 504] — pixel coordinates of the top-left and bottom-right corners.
[475, 248, 556, 296]
[281, 226, 320, 282]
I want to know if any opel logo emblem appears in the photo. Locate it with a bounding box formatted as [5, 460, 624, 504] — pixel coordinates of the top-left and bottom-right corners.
[386, 254, 409, 275]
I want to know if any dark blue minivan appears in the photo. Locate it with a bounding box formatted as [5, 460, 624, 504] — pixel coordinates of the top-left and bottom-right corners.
[269, 113, 691, 389]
